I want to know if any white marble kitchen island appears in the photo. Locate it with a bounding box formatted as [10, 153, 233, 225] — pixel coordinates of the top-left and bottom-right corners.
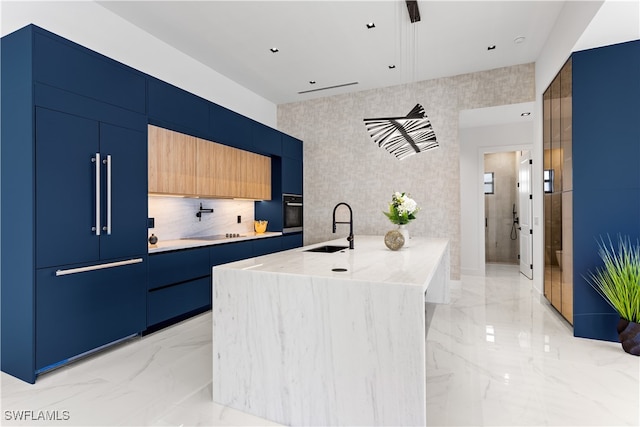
[212, 235, 449, 426]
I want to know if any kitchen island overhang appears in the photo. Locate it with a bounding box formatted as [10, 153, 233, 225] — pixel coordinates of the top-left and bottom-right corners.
[212, 235, 450, 426]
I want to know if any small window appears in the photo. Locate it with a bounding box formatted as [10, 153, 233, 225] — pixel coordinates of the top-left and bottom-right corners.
[484, 172, 494, 194]
[544, 169, 554, 193]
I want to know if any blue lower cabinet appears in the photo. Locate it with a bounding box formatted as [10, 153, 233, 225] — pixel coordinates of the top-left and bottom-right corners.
[147, 277, 211, 326]
[210, 240, 254, 265]
[35, 260, 146, 372]
[149, 247, 210, 290]
[281, 233, 303, 250]
[147, 247, 212, 327]
[253, 237, 282, 257]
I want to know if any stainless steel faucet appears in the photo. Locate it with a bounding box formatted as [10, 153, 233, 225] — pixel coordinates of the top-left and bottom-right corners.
[332, 202, 354, 249]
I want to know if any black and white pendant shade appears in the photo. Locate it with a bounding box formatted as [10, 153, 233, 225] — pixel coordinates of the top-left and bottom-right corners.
[363, 104, 439, 160]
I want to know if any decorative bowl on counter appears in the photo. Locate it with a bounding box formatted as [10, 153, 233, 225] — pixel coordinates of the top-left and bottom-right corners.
[254, 220, 268, 234]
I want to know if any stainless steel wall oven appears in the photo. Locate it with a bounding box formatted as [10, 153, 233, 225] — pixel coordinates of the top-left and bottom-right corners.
[282, 194, 303, 234]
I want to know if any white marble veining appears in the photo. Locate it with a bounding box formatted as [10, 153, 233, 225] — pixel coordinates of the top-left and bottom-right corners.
[2, 264, 638, 426]
[212, 236, 450, 426]
[148, 231, 282, 254]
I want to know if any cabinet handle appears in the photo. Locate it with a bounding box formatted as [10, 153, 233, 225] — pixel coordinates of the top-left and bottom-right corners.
[93, 153, 101, 236]
[55, 258, 143, 276]
[104, 154, 112, 235]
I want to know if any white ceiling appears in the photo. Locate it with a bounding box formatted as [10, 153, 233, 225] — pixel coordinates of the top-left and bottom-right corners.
[98, 1, 568, 105]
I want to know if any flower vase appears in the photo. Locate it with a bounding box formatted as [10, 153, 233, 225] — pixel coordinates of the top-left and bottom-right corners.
[398, 224, 410, 247]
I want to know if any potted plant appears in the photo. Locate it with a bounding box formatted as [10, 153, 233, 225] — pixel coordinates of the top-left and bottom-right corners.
[586, 235, 640, 355]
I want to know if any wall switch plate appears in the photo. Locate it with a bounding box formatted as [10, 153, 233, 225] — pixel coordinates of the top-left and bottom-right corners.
[237, 215, 242, 223]
[147, 217, 155, 228]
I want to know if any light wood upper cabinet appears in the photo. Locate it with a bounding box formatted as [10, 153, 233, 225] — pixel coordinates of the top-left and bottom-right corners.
[148, 125, 197, 195]
[149, 126, 271, 200]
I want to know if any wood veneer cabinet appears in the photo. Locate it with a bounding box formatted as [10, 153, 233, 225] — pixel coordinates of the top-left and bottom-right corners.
[148, 125, 197, 195]
[543, 58, 573, 324]
[149, 125, 271, 200]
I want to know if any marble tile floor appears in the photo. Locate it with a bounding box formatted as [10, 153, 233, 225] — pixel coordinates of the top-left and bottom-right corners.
[2, 263, 638, 426]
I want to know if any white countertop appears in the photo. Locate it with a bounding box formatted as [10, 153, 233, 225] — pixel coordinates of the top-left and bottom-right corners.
[215, 235, 449, 288]
[148, 231, 283, 253]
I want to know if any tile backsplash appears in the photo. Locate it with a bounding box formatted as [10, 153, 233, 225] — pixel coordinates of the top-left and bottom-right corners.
[148, 196, 257, 241]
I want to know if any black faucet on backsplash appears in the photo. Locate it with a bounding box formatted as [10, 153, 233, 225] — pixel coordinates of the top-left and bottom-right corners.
[196, 202, 214, 221]
[332, 202, 354, 249]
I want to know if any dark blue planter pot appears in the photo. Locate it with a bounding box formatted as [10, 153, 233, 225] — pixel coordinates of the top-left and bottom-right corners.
[617, 318, 640, 356]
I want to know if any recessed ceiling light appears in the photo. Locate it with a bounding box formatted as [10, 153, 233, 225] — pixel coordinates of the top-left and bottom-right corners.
[270, 47, 279, 53]
[366, 22, 376, 29]
[521, 112, 531, 117]
[487, 45, 496, 51]
[309, 80, 316, 85]
[514, 36, 526, 44]
[388, 65, 396, 69]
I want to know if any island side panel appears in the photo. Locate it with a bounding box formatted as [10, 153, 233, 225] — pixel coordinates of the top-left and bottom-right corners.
[425, 241, 450, 304]
[212, 268, 427, 426]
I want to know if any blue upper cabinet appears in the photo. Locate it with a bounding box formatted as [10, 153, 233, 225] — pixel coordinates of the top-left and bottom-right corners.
[210, 103, 253, 151]
[33, 31, 145, 114]
[252, 122, 282, 156]
[148, 77, 210, 137]
[282, 134, 303, 160]
[281, 134, 303, 195]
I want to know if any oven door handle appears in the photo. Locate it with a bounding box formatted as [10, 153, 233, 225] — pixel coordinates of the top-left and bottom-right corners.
[286, 202, 303, 207]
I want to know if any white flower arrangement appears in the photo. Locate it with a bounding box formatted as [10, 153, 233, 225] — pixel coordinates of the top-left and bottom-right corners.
[384, 192, 419, 225]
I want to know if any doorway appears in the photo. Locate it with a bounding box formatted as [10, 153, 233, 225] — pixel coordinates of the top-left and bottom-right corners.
[484, 152, 519, 264]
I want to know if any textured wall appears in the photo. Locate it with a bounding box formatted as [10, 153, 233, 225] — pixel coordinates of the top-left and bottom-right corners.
[278, 63, 535, 279]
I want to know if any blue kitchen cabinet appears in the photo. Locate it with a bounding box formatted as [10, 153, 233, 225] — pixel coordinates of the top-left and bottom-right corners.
[36, 108, 147, 268]
[210, 240, 254, 265]
[253, 237, 282, 257]
[210, 103, 254, 151]
[281, 134, 303, 195]
[147, 247, 211, 327]
[2, 25, 148, 383]
[253, 122, 282, 156]
[281, 233, 304, 251]
[33, 30, 146, 114]
[35, 260, 146, 372]
[148, 77, 210, 138]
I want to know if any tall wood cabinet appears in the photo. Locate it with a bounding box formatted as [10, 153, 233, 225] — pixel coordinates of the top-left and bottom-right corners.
[543, 58, 573, 324]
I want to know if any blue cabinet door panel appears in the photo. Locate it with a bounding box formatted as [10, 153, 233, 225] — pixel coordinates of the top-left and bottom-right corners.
[253, 122, 282, 156]
[35, 261, 146, 370]
[147, 277, 211, 326]
[210, 104, 253, 151]
[149, 247, 210, 290]
[33, 32, 145, 113]
[36, 108, 100, 268]
[281, 233, 303, 250]
[35, 83, 147, 132]
[98, 123, 148, 260]
[253, 237, 282, 257]
[210, 241, 254, 266]
[148, 78, 210, 136]
[282, 156, 303, 195]
[282, 134, 303, 160]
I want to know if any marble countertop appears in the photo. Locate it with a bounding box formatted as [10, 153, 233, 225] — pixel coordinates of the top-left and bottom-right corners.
[214, 235, 449, 288]
[148, 231, 283, 254]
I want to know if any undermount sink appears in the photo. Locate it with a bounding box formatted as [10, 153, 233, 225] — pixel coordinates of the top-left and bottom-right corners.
[304, 245, 349, 253]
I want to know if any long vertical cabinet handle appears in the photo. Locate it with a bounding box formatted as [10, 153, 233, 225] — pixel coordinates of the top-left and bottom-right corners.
[104, 154, 112, 235]
[93, 153, 101, 236]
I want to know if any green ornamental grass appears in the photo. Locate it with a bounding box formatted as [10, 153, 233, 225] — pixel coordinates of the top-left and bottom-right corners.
[586, 235, 640, 323]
